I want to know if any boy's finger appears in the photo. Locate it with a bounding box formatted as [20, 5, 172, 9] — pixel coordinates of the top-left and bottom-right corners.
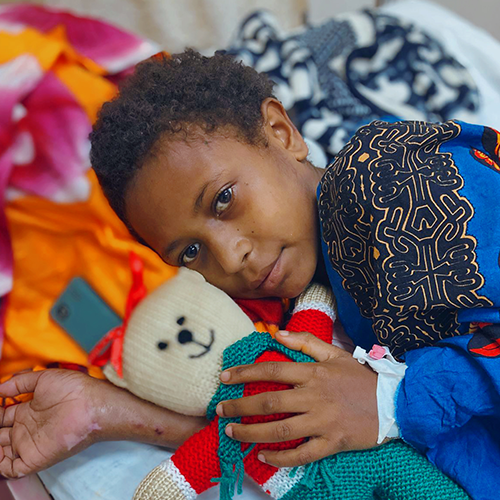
[0, 428, 12, 447]
[220, 361, 313, 385]
[0, 405, 18, 429]
[0, 455, 30, 479]
[257, 437, 331, 468]
[225, 414, 313, 444]
[216, 387, 312, 418]
[0, 454, 14, 478]
[0, 371, 44, 398]
[275, 331, 347, 362]
[1, 445, 14, 461]
[12, 457, 32, 478]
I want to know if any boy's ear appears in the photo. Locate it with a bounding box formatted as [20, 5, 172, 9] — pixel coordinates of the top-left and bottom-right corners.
[261, 98, 308, 161]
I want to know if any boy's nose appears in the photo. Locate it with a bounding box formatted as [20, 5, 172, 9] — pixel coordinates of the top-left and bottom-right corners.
[209, 231, 252, 275]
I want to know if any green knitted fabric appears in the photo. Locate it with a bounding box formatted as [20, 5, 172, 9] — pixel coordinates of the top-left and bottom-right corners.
[208, 333, 470, 500]
[282, 441, 470, 500]
[208, 332, 313, 499]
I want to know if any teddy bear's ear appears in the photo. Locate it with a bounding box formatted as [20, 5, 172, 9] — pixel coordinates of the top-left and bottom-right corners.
[177, 267, 206, 283]
[103, 363, 129, 389]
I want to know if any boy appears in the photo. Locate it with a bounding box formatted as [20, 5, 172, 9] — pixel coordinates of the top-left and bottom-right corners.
[0, 49, 378, 481]
[0, 50, 499, 499]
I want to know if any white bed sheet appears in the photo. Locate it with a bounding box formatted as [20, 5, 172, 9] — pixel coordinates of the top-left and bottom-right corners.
[38, 441, 268, 500]
[382, 0, 500, 131]
[38, 2, 500, 499]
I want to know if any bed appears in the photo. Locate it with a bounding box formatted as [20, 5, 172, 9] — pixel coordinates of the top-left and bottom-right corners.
[2, 0, 500, 498]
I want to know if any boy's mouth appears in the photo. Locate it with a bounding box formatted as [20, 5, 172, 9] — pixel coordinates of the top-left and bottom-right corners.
[256, 250, 284, 294]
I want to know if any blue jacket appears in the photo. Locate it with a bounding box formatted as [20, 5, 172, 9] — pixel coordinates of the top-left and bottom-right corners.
[318, 120, 500, 499]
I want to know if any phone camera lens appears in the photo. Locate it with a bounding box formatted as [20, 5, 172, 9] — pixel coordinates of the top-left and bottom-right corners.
[56, 304, 70, 320]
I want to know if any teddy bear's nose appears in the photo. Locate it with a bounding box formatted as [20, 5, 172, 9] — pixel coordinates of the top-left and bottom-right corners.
[178, 329, 193, 344]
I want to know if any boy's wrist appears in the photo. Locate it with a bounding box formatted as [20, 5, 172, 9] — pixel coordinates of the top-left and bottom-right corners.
[352, 345, 407, 444]
[88, 376, 206, 448]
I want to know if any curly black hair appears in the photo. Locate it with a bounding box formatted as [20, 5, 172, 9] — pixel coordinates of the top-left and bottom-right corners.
[90, 49, 276, 227]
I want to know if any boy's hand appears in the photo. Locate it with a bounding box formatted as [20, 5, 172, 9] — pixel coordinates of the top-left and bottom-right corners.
[215, 331, 379, 467]
[0, 369, 101, 478]
[0, 368, 206, 479]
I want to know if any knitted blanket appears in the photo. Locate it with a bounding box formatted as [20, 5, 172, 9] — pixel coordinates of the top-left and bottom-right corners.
[227, 9, 479, 164]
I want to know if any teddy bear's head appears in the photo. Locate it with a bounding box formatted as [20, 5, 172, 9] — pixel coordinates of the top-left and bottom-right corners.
[103, 267, 256, 416]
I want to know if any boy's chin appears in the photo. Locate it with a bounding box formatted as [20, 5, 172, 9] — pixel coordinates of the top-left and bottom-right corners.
[265, 275, 315, 300]
[235, 282, 307, 300]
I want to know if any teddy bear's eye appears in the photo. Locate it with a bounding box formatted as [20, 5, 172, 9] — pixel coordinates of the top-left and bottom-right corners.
[157, 341, 168, 350]
[177, 317, 185, 325]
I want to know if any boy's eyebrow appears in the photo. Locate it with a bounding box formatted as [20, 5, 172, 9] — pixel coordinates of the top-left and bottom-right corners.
[163, 173, 225, 260]
[194, 173, 223, 213]
[163, 240, 180, 261]
[194, 183, 210, 213]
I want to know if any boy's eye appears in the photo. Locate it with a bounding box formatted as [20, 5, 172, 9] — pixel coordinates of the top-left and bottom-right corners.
[181, 243, 200, 265]
[214, 187, 233, 216]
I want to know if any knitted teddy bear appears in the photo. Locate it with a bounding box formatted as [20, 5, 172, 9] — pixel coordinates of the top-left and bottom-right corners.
[91, 256, 469, 500]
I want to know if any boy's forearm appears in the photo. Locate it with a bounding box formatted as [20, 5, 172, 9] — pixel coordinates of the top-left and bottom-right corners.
[89, 377, 207, 449]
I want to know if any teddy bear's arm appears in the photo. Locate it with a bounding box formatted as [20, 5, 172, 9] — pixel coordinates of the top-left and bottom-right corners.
[241, 284, 347, 496]
[284, 282, 353, 350]
[134, 464, 191, 500]
[134, 418, 221, 500]
[286, 283, 336, 343]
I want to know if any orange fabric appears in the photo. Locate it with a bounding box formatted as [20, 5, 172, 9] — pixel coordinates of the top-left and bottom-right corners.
[252, 298, 290, 336]
[253, 321, 279, 337]
[0, 10, 171, 381]
[0, 26, 115, 122]
[1, 170, 177, 378]
[0, 28, 63, 69]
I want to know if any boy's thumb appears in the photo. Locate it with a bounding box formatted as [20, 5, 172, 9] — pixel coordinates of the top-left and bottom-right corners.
[0, 370, 44, 397]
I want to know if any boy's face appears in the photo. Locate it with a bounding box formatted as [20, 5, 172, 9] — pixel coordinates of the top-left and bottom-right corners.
[125, 100, 323, 298]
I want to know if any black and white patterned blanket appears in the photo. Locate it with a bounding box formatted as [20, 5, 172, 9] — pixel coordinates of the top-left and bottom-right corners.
[227, 10, 479, 162]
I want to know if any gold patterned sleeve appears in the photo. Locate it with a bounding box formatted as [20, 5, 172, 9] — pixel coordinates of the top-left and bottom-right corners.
[318, 120, 495, 359]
